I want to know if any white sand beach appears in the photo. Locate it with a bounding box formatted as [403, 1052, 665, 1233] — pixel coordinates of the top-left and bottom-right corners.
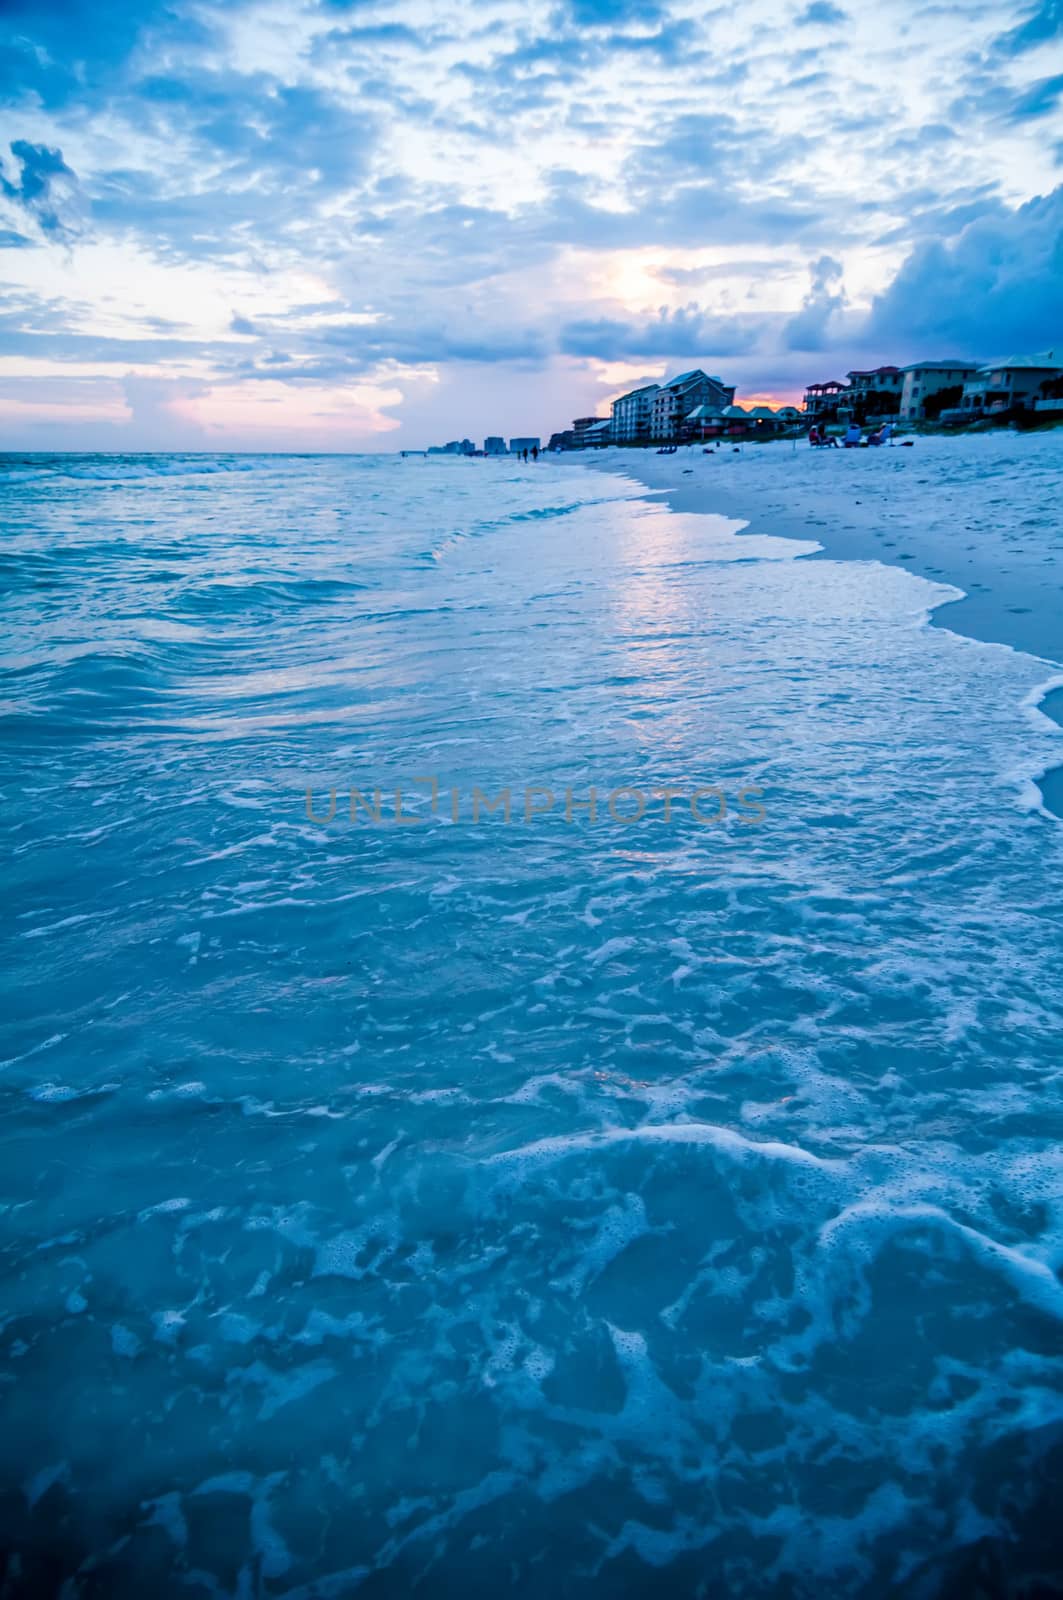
[569, 431, 1063, 815]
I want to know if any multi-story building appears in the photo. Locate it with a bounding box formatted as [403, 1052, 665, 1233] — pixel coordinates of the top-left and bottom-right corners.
[484, 436, 507, 455]
[610, 383, 659, 443]
[898, 362, 980, 421]
[802, 379, 848, 419]
[651, 371, 735, 441]
[954, 351, 1063, 418]
[508, 436, 541, 453]
[844, 366, 903, 419]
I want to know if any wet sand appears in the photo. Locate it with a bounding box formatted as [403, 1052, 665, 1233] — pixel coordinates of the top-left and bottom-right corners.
[567, 431, 1063, 813]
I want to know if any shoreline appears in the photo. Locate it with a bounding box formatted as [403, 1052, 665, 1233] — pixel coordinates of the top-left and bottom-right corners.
[563, 435, 1063, 817]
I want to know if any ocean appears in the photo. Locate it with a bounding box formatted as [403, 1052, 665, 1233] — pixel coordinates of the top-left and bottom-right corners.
[1, 449, 1061, 1596]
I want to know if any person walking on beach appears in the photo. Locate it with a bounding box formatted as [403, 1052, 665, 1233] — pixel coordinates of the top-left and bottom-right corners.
[532, 445, 538, 461]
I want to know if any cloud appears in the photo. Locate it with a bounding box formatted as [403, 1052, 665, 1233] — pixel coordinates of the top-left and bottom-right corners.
[867, 184, 1063, 355]
[0, 141, 81, 239]
[784, 255, 848, 350]
[559, 303, 761, 359]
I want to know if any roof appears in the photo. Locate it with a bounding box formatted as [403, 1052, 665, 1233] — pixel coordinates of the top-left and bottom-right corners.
[748, 405, 777, 418]
[847, 366, 902, 378]
[663, 368, 708, 389]
[900, 360, 979, 372]
[614, 383, 660, 402]
[805, 380, 847, 391]
[723, 405, 748, 418]
[685, 404, 724, 421]
[979, 349, 1061, 372]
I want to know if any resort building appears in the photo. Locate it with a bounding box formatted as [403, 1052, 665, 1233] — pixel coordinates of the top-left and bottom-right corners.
[483, 436, 507, 455]
[652, 370, 735, 441]
[899, 362, 981, 421]
[508, 436, 540, 453]
[802, 380, 848, 419]
[572, 416, 607, 442]
[953, 351, 1063, 418]
[610, 383, 659, 443]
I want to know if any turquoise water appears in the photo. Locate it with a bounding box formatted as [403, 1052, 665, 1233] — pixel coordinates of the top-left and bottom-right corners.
[1, 451, 1062, 1596]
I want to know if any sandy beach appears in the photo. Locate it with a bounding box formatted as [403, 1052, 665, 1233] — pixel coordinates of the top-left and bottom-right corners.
[569, 431, 1063, 815]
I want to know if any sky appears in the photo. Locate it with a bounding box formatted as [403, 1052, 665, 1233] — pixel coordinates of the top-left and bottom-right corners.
[0, 0, 1061, 452]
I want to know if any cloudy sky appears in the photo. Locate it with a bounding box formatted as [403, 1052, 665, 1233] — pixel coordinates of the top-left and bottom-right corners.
[1, 0, 1061, 451]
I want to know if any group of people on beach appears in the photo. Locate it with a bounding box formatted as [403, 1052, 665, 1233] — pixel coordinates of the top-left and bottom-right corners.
[519, 446, 538, 462]
[809, 421, 893, 449]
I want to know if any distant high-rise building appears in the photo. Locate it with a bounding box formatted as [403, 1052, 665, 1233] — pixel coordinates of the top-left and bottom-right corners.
[509, 436, 540, 453]
[484, 436, 507, 455]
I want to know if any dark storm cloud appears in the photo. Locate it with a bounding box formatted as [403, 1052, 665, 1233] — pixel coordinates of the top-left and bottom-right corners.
[867, 184, 1063, 353]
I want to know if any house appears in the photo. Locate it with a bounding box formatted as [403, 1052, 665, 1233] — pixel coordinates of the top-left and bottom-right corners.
[483, 436, 507, 455]
[899, 362, 980, 421]
[682, 403, 726, 441]
[746, 405, 798, 436]
[610, 383, 660, 443]
[652, 370, 735, 441]
[954, 351, 1063, 418]
[509, 436, 541, 453]
[845, 366, 903, 419]
[803, 379, 848, 419]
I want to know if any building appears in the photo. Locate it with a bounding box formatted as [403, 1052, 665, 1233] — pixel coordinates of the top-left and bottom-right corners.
[610, 383, 659, 443]
[746, 405, 797, 436]
[508, 436, 541, 453]
[651, 370, 735, 441]
[844, 366, 903, 419]
[571, 417, 607, 442]
[683, 403, 726, 441]
[583, 419, 612, 446]
[953, 351, 1063, 418]
[899, 362, 981, 421]
[484, 436, 507, 455]
[803, 380, 848, 419]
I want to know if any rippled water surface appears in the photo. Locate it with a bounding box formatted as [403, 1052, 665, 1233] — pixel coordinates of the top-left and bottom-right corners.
[1, 451, 1062, 1597]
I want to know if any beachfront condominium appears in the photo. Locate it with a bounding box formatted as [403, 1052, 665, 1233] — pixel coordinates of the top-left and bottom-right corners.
[484, 436, 507, 455]
[651, 371, 736, 441]
[509, 436, 541, 453]
[899, 362, 981, 421]
[610, 383, 659, 443]
[954, 351, 1063, 418]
